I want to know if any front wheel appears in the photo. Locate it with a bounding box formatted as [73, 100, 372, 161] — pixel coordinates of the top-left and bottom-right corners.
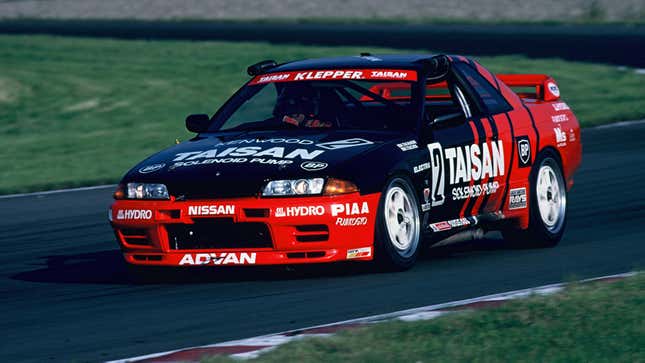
[503, 151, 567, 247]
[374, 177, 421, 270]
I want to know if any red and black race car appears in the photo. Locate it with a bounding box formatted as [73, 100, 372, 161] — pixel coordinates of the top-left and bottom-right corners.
[109, 54, 581, 271]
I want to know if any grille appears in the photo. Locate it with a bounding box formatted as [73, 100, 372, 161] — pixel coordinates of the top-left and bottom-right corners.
[166, 218, 272, 250]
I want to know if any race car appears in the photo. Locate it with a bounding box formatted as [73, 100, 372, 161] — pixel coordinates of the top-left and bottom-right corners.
[109, 54, 581, 271]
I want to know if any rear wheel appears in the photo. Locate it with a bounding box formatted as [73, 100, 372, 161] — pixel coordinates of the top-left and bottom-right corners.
[374, 177, 421, 270]
[503, 151, 567, 247]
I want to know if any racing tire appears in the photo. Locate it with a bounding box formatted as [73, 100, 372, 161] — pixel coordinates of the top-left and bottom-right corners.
[374, 177, 421, 270]
[503, 150, 567, 248]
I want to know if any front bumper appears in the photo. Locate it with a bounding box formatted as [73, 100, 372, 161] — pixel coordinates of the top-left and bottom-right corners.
[109, 192, 380, 266]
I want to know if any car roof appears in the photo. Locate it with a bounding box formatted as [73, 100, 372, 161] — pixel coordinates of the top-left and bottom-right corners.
[271, 54, 439, 72]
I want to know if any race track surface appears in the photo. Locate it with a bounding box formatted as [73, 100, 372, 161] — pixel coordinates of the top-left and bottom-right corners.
[1, 122, 644, 362]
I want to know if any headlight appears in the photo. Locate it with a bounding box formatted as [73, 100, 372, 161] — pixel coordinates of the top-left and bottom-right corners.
[113, 183, 170, 200]
[262, 178, 325, 196]
[262, 178, 358, 197]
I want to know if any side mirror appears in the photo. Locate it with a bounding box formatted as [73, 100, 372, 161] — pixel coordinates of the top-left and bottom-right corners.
[185, 114, 210, 133]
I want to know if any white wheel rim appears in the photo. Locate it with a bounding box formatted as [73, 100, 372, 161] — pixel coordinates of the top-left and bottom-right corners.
[384, 185, 419, 257]
[536, 160, 566, 233]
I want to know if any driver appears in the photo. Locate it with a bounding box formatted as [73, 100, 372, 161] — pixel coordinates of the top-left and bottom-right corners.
[274, 85, 333, 128]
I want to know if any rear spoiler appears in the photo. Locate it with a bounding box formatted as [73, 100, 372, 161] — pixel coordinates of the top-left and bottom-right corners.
[496, 74, 561, 101]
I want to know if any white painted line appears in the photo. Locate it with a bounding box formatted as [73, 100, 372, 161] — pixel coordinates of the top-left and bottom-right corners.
[227, 334, 332, 360]
[212, 334, 296, 347]
[107, 271, 636, 363]
[230, 346, 279, 360]
[0, 184, 116, 200]
[397, 311, 446, 322]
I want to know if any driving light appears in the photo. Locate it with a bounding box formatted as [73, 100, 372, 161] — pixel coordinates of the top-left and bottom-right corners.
[323, 178, 359, 195]
[113, 184, 126, 200]
[262, 178, 324, 196]
[125, 183, 170, 200]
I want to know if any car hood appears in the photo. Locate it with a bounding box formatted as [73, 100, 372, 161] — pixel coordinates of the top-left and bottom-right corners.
[123, 130, 410, 199]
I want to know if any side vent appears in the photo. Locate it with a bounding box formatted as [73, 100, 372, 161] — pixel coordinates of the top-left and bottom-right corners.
[294, 224, 329, 242]
[119, 229, 151, 246]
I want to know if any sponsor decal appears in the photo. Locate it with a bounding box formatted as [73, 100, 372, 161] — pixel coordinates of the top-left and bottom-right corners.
[225, 138, 314, 145]
[300, 161, 328, 171]
[554, 126, 567, 147]
[552, 102, 570, 111]
[316, 138, 373, 150]
[547, 82, 560, 98]
[397, 140, 418, 151]
[508, 188, 527, 210]
[516, 136, 531, 167]
[421, 188, 431, 211]
[429, 217, 472, 232]
[169, 138, 372, 169]
[346, 247, 372, 259]
[448, 217, 471, 228]
[116, 209, 152, 220]
[568, 128, 576, 142]
[138, 163, 165, 174]
[370, 70, 410, 79]
[413, 162, 431, 173]
[178, 253, 257, 266]
[452, 181, 500, 201]
[188, 205, 235, 216]
[255, 73, 290, 83]
[249, 69, 418, 85]
[296, 70, 364, 81]
[274, 206, 325, 218]
[173, 147, 323, 162]
[331, 202, 369, 217]
[429, 221, 451, 232]
[551, 114, 569, 123]
[336, 216, 368, 226]
[426, 141, 505, 206]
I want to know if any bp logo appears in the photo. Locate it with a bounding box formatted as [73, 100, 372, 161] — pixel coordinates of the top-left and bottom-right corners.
[547, 82, 560, 98]
[300, 161, 328, 171]
[139, 163, 166, 174]
[516, 137, 531, 168]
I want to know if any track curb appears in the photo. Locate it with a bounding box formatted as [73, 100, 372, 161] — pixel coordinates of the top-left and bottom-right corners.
[106, 271, 636, 362]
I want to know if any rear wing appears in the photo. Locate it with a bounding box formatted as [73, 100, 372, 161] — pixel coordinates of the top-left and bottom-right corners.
[496, 74, 561, 101]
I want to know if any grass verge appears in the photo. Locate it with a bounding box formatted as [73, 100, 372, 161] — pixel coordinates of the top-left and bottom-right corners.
[204, 273, 645, 362]
[1, 35, 643, 194]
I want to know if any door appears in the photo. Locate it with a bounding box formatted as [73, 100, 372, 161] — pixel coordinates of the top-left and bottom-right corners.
[419, 75, 489, 225]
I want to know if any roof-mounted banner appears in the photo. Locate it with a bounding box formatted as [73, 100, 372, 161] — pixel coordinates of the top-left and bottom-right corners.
[250, 69, 418, 85]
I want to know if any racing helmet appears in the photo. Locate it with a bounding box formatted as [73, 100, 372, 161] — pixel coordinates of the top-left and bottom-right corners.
[274, 84, 321, 118]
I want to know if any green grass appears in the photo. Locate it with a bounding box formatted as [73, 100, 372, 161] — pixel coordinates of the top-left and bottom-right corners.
[0, 35, 643, 194]
[203, 273, 645, 363]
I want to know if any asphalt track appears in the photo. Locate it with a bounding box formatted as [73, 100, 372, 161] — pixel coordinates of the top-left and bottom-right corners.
[1, 122, 645, 362]
[1, 20, 644, 66]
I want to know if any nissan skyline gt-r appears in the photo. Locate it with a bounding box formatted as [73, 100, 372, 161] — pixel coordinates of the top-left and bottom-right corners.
[109, 54, 581, 271]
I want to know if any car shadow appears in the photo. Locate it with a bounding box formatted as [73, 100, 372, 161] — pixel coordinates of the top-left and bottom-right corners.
[11, 235, 516, 285]
[10, 249, 378, 285]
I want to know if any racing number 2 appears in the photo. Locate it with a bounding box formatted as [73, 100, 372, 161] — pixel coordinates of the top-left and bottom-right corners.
[428, 142, 445, 207]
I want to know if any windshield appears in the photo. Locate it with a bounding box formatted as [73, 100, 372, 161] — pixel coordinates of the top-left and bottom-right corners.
[209, 69, 420, 132]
